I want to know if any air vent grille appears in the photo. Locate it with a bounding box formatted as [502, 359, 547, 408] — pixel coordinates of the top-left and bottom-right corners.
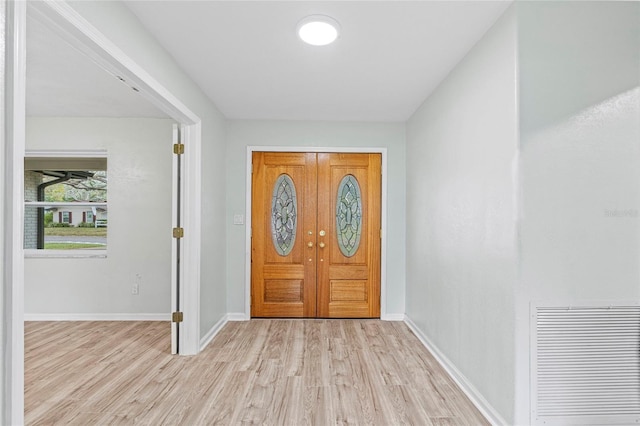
[533, 305, 640, 425]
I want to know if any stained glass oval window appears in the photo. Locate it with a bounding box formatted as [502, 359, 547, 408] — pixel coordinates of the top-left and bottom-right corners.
[336, 174, 362, 257]
[271, 174, 297, 256]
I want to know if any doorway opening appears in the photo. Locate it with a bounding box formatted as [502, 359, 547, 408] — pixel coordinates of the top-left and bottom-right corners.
[24, 4, 176, 340]
[6, 2, 203, 423]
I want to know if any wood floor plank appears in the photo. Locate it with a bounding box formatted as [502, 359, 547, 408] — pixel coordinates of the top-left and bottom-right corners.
[384, 384, 434, 426]
[282, 321, 305, 377]
[301, 385, 333, 425]
[302, 320, 331, 388]
[25, 320, 490, 425]
[268, 376, 303, 425]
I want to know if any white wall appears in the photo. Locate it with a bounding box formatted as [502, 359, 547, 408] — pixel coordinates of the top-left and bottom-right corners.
[406, 6, 518, 424]
[516, 2, 640, 423]
[68, 1, 228, 337]
[25, 117, 174, 316]
[225, 120, 406, 317]
[200, 111, 228, 330]
[519, 1, 640, 303]
[0, 0, 7, 419]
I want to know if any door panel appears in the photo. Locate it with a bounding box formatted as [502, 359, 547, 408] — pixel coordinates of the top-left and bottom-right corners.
[251, 152, 317, 317]
[317, 153, 381, 318]
[251, 152, 381, 318]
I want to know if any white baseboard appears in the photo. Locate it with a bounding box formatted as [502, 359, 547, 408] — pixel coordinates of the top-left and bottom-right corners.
[199, 314, 231, 351]
[227, 312, 249, 321]
[24, 313, 170, 321]
[381, 313, 405, 321]
[404, 315, 507, 426]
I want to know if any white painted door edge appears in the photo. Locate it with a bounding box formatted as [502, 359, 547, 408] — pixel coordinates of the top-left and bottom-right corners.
[5, 2, 27, 424]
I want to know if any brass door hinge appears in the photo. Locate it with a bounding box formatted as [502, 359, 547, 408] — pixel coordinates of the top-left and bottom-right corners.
[173, 143, 185, 155]
[380, 228, 383, 239]
[173, 227, 184, 238]
[172, 311, 183, 323]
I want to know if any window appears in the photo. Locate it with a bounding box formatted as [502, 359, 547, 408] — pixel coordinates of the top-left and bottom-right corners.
[60, 211, 71, 224]
[24, 151, 107, 256]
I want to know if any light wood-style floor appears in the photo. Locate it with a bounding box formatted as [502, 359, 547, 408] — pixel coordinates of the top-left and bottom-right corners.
[25, 320, 489, 425]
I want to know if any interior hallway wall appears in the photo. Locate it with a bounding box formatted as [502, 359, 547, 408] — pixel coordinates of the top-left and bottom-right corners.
[518, 1, 640, 306]
[225, 120, 406, 318]
[405, 6, 518, 424]
[24, 117, 174, 316]
[515, 2, 640, 423]
[67, 1, 228, 338]
[1, 0, 7, 419]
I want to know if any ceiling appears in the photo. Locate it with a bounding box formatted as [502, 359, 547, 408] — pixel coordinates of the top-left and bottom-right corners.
[26, 14, 167, 118]
[27, 1, 512, 122]
[125, 1, 511, 122]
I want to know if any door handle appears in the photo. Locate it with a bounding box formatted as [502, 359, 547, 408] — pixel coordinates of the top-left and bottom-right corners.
[307, 241, 314, 248]
[318, 242, 325, 248]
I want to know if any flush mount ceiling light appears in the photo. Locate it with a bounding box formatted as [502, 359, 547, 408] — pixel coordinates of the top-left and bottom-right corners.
[297, 15, 340, 46]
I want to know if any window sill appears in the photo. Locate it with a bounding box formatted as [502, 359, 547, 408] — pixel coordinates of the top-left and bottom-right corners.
[24, 249, 107, 259]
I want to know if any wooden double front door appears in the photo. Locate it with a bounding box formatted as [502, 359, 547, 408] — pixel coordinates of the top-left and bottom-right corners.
[251, 152, 381, 318]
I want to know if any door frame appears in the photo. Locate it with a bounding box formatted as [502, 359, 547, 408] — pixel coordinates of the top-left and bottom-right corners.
[244, 146, 389, 319]
[6, 1, 202, 423]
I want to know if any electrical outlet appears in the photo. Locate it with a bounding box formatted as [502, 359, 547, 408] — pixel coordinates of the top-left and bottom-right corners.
[132, 283, 139, 295]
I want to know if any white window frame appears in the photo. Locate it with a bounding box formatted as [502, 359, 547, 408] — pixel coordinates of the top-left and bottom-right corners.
[24, 149, 108, 258]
